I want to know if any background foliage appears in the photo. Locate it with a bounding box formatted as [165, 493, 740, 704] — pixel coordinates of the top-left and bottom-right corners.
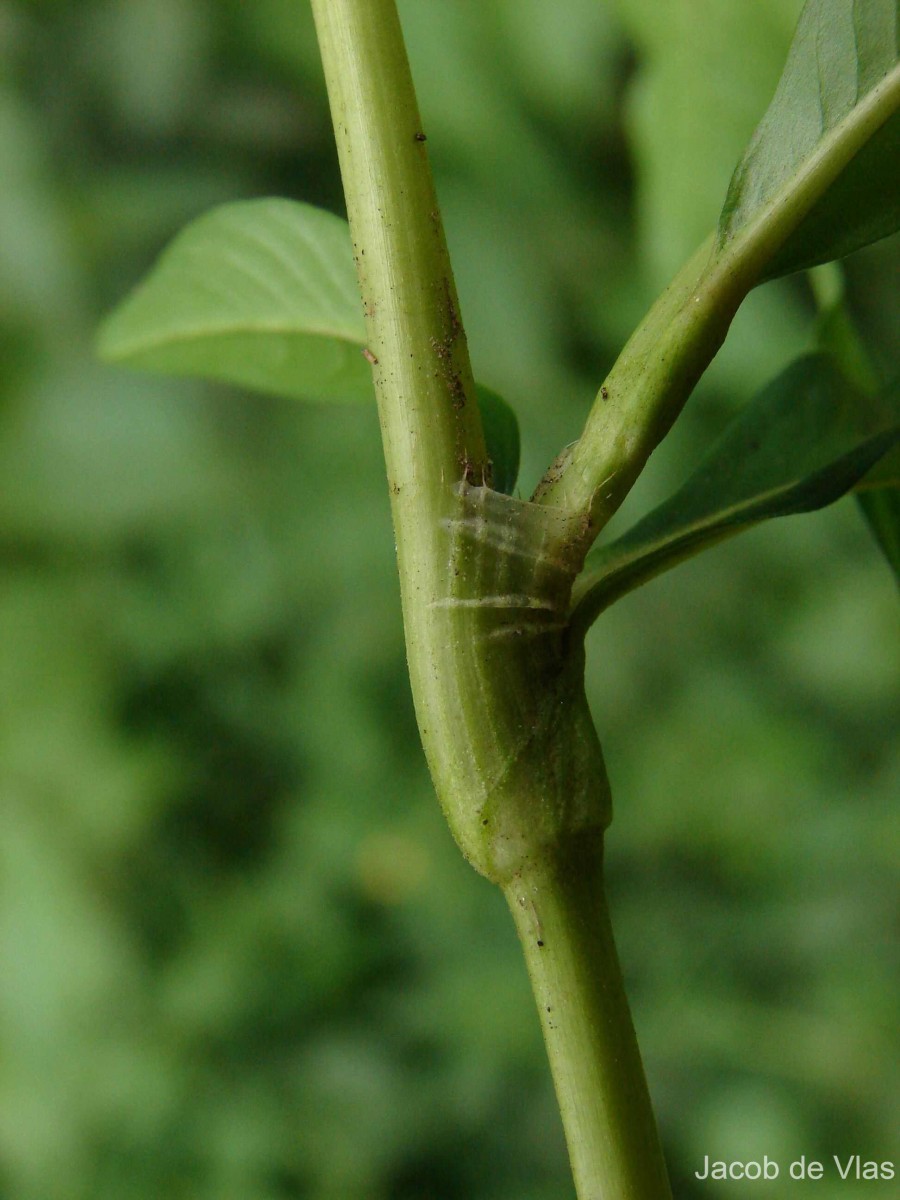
[1, 1, 897, 1197]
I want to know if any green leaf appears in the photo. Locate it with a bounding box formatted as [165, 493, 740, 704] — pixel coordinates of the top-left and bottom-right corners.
[477, 384, 520, 495]
[858, 488, 900, 580]
[98, 197, 520, 491]
[98, 198, 372, 402]
[718, 0, 900, 281]
[856, 445, 900, 582]
[811, 271, 900, 584]
[572, 356, 900, 626]
[614, 0, 803, 285]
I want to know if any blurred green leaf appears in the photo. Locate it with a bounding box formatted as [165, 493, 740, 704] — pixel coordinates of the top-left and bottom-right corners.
[573, 356, 900, 623]
[857, 446, 900, 581]
[814, 287, 882, 392]
[615, 0, 803, 283]
[0, 364, 227, 539]
[97, 198, 372, 402]
[719, 0, 900, 280]
[811, 271, 900, 585]
[97, 197, 521, 491]
[477, 384, 520, 495]
[612, 0, 810, 403]
[0, 89, 82, 325]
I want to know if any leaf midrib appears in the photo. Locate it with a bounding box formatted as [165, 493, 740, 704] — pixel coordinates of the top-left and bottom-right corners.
[573, 479, 815, 607]
[716, 58, 900, 278]
[98, 319, 366, 362]
[571, 423, 899, 620]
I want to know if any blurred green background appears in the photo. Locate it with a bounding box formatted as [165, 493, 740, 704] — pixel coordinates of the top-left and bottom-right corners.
[1, 1, 897, 1197]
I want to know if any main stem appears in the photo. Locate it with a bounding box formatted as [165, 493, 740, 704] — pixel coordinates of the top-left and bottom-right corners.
[506, 839, 672, 1200]
[310, 3, 671, 1196]
[308, 0, 489, 537]
[309, 0, 495, 821]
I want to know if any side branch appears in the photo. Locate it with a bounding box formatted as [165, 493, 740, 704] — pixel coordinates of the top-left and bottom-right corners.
[535, 64, 900, 547]
[533, 236, 741, 538]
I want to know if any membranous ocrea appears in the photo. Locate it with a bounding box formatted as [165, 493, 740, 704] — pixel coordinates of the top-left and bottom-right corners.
[420, 482, 611, 884]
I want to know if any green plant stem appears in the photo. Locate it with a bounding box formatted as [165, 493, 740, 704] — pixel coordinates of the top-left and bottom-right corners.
[311, 6, 671, 1197]
[505, 837, 672, 1200]
[309, 0, 496, 826]
[533, 234, 735, 533]
[308, 0, 488, 514]
[536, 62, 900, 542]
[308, 0, 610, 879]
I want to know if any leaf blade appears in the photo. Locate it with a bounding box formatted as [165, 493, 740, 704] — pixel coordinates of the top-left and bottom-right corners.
[97, 196, 521, 491]
[476, 384, 520, 496]
[97, 197, 373, 402]
[856, 445, 900, 582]
[572, 356, 900, 625]
[812, 273, 900, 584]
[717, 0, 900, 281]
[613, 0, 803, 286]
